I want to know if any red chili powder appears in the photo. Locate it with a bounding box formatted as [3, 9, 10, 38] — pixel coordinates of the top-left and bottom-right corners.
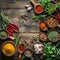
[18, 44, 24, 51]
[35, 5, 43, 13]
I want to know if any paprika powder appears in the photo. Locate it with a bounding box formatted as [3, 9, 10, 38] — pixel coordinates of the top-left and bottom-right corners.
[18, 44, 25, 51]
[35, 5, 43, 13]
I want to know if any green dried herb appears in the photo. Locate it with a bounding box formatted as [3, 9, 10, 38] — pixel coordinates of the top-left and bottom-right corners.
[43, 42, 60, 60]
[32, 15, 46, 21]
[14, 36, 20, 46]
[38, 0, 60, 14]
[0, 13, 10, 30]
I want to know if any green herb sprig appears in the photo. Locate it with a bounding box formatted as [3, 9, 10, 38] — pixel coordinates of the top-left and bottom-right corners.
[0, 13, 10, 30]
[38, 0, 60, 14]
[14, 36, 20, 46]
[43, 42, 60, 60]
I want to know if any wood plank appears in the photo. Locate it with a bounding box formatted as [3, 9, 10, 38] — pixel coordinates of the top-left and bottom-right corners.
[0, 1, 30, 9]
[1, 9, 39, 32]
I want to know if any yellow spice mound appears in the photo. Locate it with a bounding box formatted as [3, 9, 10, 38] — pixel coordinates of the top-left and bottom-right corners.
[2, 43, 15, 56]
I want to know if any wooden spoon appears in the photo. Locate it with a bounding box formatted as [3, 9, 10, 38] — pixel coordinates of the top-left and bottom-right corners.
[30, 0, 43, 14]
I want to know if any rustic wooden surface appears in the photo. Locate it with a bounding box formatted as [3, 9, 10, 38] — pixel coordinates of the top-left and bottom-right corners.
[0, 0, 60, 60]
[0, 0, 39, 40]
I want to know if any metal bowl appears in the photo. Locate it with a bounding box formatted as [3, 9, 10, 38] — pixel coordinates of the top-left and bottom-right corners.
[24, 48, 33, 57]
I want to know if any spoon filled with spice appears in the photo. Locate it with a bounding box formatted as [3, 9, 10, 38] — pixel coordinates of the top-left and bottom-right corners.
[18, 44, 25, 59]
[30, 0, 43, 14]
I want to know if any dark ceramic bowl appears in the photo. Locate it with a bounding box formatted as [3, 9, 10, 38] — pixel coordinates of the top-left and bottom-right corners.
[24, 48, 32, 57]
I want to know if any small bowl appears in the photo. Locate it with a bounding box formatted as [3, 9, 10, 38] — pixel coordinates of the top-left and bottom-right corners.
[35, 4, 43, 14]
[24, 48, 33, 57]
[48, 29, 60, 42]
[39, 22, 48, 31]
[18, 44, 25, 54]
[46, 15, 58, 28]
[39, 32, 48, 42]
[1, 41, 16, 56]
[0, 30, 8, 40]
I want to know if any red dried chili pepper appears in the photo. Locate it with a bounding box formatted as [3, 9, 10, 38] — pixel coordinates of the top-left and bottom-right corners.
[54, 9, 60, 22]
[55, 14, 60, 22]
[7, 25, 13, 37]
[8, 23, 19, 32]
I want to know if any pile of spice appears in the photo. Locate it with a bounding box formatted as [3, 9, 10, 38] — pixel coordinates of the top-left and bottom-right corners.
[2, 42, 16, 56]
[18, 44, 25, 52]
[24, 49, 32, 57]
[0, 30, 8, 39]
[39, 32, 48, 42]
[48, 30, 60, 42]
[35, 5, 43, 13]
[46, 16, 57, 28]
[39, 22, 47, 31]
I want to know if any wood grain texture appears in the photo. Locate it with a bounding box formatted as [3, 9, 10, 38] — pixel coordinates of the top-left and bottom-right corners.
[0, 0, 39, 37]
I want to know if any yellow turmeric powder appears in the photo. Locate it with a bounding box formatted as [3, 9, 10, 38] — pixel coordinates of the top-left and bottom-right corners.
[2, 43, 16, 56]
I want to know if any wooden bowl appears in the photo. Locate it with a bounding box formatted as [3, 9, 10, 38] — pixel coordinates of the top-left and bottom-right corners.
[39, 32, 48, 42]
[1, 41, 16, 56]
[18, 44, 25, 54]
[30, 0, 43, 14]
[46, 15, 58, 28]
[48, 29, 60, 42]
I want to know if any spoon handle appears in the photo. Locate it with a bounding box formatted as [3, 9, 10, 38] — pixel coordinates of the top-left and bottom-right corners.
[30, 0, 36, 5]
[19, 54, 22, 60]
[57, 24, 60, 28]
